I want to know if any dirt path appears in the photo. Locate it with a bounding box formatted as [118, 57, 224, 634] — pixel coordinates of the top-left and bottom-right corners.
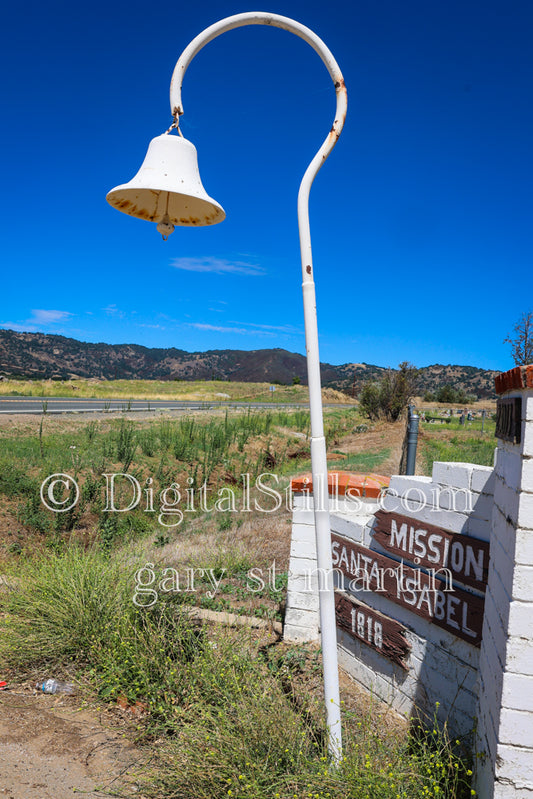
[0, 690, 147, 798]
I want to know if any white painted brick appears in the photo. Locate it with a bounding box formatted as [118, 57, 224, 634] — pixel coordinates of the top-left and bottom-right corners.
[523, 418, 533, 458]
[292, 508, 316, 524]
[495, 744, 533, 791]
[287, 573, 318, 594]
[512, 566, 533, 602]
[291, 494, 311, 509]
[524, 392, 533, 423]
[507, 639, 533, 675]
[432, 462, 474, 490]
[522, 457, 533, 493]
[473, 758, 495, 799]
[288, 556, 318, 575]
[478, 644, 504, 713]
[495, 448, 522, 491]
[421, 665, 477, 720]
[494, 475, 520, 525]
[515, 528, 533, 564]
[330, 515, 370, 542]
[293, 494, 380, 516]
[456, 662, 480, 695]
[485, 575, 511, 632]
[518, 492, 533, 530]
[499, 708, 533, 746]
[491, 536, 518, 596]
[466, 514, 491, 541]
[405, 632, 427, 661]
[285, 591, 319, 612]
[337, 639, 411, 710]
[447, 705, 479, 738]
[283, 607, 319, 630]
[502, 673, 533, 713]
[424, 645, 457, 682]
[290, 539, 317, 559]
[388, 475, 433, 490]
[291, 522, 315, 543]
[471, 465, 496, 495]
[454, 685, 478, 715]
[482, 613, 507, 672]
[438, 486, 475, 513]
[498, 437, 518, 455]
[380, 489, 409, 513]
[476, 697, 499, 762]
[507, 601, 533, 638]
[338, 497, 380, 516]
[470, 491, 494, 522]
[493, 779, 533, 798]
[283, 622, 319, 643]
[387, 476, 436, 509]
[347, 496, 378, 512]
[492, 506, 518, 562]
[361, 520, 375, 548]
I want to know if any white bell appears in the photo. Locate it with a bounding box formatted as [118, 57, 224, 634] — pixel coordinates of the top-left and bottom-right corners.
[106, 134, 225, 237]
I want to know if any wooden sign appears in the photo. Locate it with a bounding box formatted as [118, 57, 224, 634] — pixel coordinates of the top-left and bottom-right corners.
[331, 533, 485, 646]
[372, 510, 489, 592]
[335, 590, 411, 670]
[496, 397, 522, 444]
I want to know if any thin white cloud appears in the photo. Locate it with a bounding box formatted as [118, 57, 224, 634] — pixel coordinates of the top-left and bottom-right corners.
[0, 322, 38, 332]
[32, 309, 73, 324]
[189, 319, 301, 338]
[190, 323, 254, 335]
[0, 309, 73, 332]
[229, 320, 301, 334]
[102, 304, 125, 318]
[171, 257, 265, 276]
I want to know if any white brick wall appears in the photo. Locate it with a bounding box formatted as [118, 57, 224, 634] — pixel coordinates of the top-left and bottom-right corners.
[285, 428, 533, 798]
[474, 386, 533, 798]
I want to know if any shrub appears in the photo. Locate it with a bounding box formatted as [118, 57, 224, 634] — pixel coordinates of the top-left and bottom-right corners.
[434, 385, 478, 405]
[0, 547, 129, 669]
[359, 362, 418, 422]
[0, 548, 205, 708]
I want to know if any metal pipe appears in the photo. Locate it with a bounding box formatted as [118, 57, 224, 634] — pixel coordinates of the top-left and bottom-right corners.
[170, 12, 346, 765]
[405, 404, 419, 476]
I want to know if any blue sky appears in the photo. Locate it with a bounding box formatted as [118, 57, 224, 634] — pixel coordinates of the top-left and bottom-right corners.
[1, 0, 531, 371]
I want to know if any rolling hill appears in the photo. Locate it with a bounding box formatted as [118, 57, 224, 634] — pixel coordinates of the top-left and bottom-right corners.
[0, 329, 499, 398]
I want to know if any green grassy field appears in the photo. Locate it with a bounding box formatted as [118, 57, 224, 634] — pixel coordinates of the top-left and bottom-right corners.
[419, 412, 496, 473]
[0, 377, 351, 403]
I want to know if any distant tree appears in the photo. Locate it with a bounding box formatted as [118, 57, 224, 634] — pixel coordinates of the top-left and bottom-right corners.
[358, 362, 418, 422]
[504, 311, 533, 365]
[358, 381, 381, 421]
[436, 384, 457, 404]
[292, 376, 301, 385]
[435, 384, 477, 404]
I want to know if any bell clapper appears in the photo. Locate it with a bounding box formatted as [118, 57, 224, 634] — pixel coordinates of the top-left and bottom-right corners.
[157, 191, 174, 240]
[157, 213, 175, 240]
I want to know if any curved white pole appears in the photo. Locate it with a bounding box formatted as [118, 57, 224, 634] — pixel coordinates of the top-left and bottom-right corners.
[170, 12, 347, 765]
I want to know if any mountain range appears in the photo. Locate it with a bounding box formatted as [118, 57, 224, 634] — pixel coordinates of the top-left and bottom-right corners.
[0, 329, 498, 398]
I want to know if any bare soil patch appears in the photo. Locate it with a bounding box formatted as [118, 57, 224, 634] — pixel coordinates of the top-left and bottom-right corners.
[0, 689, 146, 798]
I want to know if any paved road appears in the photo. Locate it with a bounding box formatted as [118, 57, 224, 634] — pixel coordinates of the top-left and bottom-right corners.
[0, 396, 353, 415]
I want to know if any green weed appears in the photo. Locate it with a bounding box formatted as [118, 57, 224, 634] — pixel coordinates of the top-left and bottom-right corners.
[421, 436, 495, 473]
